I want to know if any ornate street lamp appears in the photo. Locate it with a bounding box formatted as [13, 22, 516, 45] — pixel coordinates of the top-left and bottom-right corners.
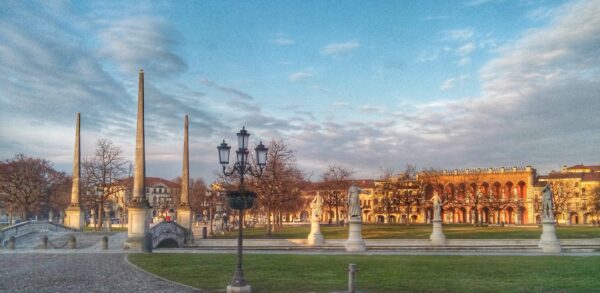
[217, 126, 267, 293]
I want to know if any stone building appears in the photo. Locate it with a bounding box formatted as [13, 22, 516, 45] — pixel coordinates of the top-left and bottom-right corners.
[419, 166, 538, 224]
[537, 165, 600, 224]
[111, 177, 180, 223]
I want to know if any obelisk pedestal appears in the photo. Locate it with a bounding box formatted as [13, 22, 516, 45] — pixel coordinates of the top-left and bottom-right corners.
[345, 218, 366, 252]
[430, 219, 446, 246]
[307, 218, 324, 245]
[65, 112, 85, 230]
[539, 220, 561, 253]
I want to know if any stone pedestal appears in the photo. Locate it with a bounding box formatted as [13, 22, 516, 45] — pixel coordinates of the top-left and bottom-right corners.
[65, 206, 85, 230]
[345, 218, 366, 252]
[177, 207, 192, 242]
[226, 285, 251, 293]
[430, 219, 446, 246]
[307, 218, 324, 245]
[124, 206, 149, 250]
[539, 220, 561, 253]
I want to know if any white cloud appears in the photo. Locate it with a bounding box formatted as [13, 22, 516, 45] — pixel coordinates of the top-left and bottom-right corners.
[457, 42, 476, 56]
[321, 40, 361, 55]
[99, 16, 187, 76]
[443, 28, 475, 41]
[288, 70, 313, 82]
[440, 75, 470, 90]
[270, 38, 295, 45]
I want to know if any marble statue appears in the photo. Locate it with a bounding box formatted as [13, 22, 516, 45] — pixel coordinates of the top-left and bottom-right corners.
[542, 185, 554, 221]
[348, 182, 362, 219]
[431, 191, 441, 220]
[310, 192, 324, 220]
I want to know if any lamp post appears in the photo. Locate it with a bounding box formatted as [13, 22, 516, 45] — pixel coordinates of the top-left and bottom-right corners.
[217, 126, 268, 293]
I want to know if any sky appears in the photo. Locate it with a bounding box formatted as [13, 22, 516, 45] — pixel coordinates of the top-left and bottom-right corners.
[1, 0, 599, 182]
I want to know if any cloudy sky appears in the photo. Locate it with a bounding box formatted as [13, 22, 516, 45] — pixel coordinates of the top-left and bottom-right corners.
[1, 0, 599, 182]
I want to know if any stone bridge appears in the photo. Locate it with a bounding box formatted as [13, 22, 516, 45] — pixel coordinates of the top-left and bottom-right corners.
[0, 221, 76, 247]
[149, 221, 188, 248]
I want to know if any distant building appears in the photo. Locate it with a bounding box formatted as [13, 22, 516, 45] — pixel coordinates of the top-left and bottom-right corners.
[111, 177, 180, 222]
[291, 164, 600, 225]
[538, 165, 600, 224]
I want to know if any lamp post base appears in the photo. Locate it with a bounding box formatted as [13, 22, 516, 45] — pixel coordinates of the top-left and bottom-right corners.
[227, 285, 251, 293]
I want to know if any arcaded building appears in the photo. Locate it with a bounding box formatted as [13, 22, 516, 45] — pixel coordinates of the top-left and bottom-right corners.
[420, 166, 538, 225]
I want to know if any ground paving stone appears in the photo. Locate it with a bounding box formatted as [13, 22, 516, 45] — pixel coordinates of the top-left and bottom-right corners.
[0, 253, 200, 292]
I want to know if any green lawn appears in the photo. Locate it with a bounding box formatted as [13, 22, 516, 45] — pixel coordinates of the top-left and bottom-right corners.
[129, 253, 600, 293]
[213, 224, 600, 239]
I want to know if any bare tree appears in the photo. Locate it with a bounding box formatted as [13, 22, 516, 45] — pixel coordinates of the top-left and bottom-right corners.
[0, 154, 68, 220]
[82, 139, 130, 230]
[376, 164, 420, 225]
[585, 186, 600, 224]
[550, 180, 578, 223]
[250, 139, 305, 235]
[321, 164, 354, 225]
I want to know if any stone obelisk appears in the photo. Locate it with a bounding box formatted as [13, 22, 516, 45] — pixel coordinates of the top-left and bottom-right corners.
[65, 112, 85, 230]
[124, 69, 150, 250]
[177, 115, 192, 242]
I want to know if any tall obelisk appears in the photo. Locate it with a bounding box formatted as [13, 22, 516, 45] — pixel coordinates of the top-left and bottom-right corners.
[124, 69, 150, 250]
[177, 115, 192, 242]
[65, 113, 85, 230]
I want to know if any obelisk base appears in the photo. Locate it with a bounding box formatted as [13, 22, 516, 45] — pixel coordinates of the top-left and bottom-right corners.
[539, 220, 561, 253]
[226, 285, 251, 293]
[177, 207, 192, 243]
[65, 205, 85, 231]
[345, 218, 366, 252]
[430, 219, 446, 246]
[307, 218, 324, 245]
[124, 206, 149, 251]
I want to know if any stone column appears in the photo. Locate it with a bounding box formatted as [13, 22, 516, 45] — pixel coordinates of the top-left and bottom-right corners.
[65, 113, 85, 230]
[125, 69, 150, 251]
[177, 115, 192, 241]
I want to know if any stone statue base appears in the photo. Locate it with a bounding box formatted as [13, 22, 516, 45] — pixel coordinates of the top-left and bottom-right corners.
[65, 206, 85, 231]
[345, 218, 366, 252]
[124, 206, 148, 251]
[307, 218, 324, 245]
[177, 207, 192, 243]
[430, 219, 446, 246]
[539, 220, 561, 253]
[226, 284, 251, 293]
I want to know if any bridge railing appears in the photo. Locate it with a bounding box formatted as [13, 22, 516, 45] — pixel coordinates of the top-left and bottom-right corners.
[149, 221, 187, 248]
[1, 221, 75, 246]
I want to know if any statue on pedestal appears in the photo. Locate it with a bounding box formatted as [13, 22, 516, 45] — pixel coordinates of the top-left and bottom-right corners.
[347, 182, 362, 220]
[431, 191, 441, 220]
[542, 185, 554, 221]
[310, 192, 323, 220]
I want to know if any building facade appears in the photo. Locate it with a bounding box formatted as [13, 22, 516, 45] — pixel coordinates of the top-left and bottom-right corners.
[538, 165, 600, 224]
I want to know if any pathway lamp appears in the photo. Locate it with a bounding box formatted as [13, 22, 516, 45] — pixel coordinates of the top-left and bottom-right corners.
[217, 126, 267, 293]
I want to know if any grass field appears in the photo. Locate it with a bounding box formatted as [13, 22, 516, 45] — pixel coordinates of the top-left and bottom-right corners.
[129, 253, 600, 293]
[213, 223, 600, 239]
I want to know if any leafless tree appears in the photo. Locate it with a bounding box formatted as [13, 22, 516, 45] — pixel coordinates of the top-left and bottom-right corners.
[250, 139, 305, 235]
[376, 164, 420, 225]
[82, 139, 130, 230]
[0, 154, 68, 220]
[550, 180, 578, 223]
[320, 164, 354, 225]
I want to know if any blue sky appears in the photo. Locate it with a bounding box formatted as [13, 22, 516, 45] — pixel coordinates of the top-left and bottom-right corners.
[1, 0, 599, 182]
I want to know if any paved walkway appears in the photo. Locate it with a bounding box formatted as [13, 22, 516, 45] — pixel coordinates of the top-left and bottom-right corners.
[0, 253, 200, 292]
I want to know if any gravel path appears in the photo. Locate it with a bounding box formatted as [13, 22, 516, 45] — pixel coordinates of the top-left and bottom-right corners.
[0, 253, 201, 292]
